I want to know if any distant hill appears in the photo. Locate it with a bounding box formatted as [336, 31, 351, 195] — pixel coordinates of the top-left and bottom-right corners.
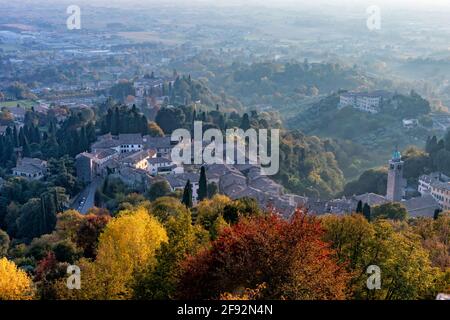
[285, 91, 437, 179]
[169, 58, 379, 110]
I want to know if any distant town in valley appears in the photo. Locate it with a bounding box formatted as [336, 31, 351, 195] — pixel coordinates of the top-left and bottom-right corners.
[0, 0, 449, 302]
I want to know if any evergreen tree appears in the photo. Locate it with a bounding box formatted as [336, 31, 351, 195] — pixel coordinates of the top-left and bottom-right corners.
[112, 107, 120, 135]
[80, 126, 89, 152]
[48, 120, 56, 136]
[34, 126, 41, 144]
[425, 136, 439, 155]
[356, 200, 363, 213]
[85, 122, 96, 143]
[362, 203, 371, 222]
[21, 135, 31, 158]
[18, 127, 25, 146]
[103, 108, 113, 134]
[444, 129, 450, 151]
[12, 126, 19, 148]
[198, 166, 208, 202]
[433, 209, 442, 220]
[182, 180, 193, 208]
[240, 113, 251, 131]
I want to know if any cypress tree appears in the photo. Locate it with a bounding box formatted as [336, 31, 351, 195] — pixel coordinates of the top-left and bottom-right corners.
[80, 126, 88, 152]
[182, 180, 193, 208]
[34, 126, 41, 144]
[356, 200, 363, 213]
[434, 209, 442, 220]
[12, 126, 19, 147]
[362, 203, 371, 222]
[22, 135, 31, 157]
[198, 166, 208, 202]
[112, 107, 120, 135]
[18, 127, 26, 146]
[240, 113, 251, 131]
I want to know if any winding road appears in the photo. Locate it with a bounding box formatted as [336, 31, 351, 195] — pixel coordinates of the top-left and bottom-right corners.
[71, 177, 103, 214]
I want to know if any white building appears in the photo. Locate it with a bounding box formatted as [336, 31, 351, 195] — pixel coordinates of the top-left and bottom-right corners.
[147, 157, 183, 176]
[403, 119, 419, 129]
[418, 173, 450, 211]
[339, 90, 392, 114]
[122, 149, 156, 170]
[118, 134, 144, 153]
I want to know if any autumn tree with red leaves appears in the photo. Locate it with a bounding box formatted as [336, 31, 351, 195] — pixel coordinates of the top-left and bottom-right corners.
[176, 209, 350, 300]
[34, 252, 69, 300]
[75, 214, 111, 259]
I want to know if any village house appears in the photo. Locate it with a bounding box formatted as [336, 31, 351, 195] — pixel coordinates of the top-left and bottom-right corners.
[75, 149, 119, 183]
[147, 157, 183, 176]
[429, 181, 450, 211]
[219, 171, 247, 196]
[121, 149, 156, 170]
[12, 157, 48, 180]
[144, 136, 177, 157]
[77, 132, 181, 184]
[91, 133, 145, 154]
[111, 166, 155, 192]
[418, 173, 450, 211]
[403, 119, 419, 129]
[205, 163, 241, 184]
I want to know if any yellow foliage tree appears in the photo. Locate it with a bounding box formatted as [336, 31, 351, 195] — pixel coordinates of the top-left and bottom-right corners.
[62, 207, 167, 299]
[195, 194, 232, 229]
[321, 214, 441, 299]
[56, 210, 84, 233]
[0, 257, 34, 300]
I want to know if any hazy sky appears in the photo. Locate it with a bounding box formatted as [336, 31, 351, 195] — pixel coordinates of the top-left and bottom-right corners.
[4, 0, 450, 16]
[22, 0, 450, 9]
[135, 0, 444, 7]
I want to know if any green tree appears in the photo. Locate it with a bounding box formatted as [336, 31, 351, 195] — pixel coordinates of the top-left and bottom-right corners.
[207, 182, 218, 199]
[181, 180, 193, 208]
[240, 113, 251, 130]
[362, 203, 371, 222]
[343, 168, 388, 196]
[147, 180, 171, 201]
[197, 166, 208, 202]
[150, 196, 190, 223]
[372, 202, 408, 221]
[356, 200, 363, 213]
[433, 209, 442, 220]
[110, 81, 135, 102]
[0, 229, 10, 257]
[155, 107, 186, 134]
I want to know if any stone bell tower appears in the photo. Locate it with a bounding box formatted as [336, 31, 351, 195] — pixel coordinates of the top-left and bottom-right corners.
[386, 149, 405, 202]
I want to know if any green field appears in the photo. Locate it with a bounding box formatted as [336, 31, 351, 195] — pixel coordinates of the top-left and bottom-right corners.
[0, 100, 37, 109]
